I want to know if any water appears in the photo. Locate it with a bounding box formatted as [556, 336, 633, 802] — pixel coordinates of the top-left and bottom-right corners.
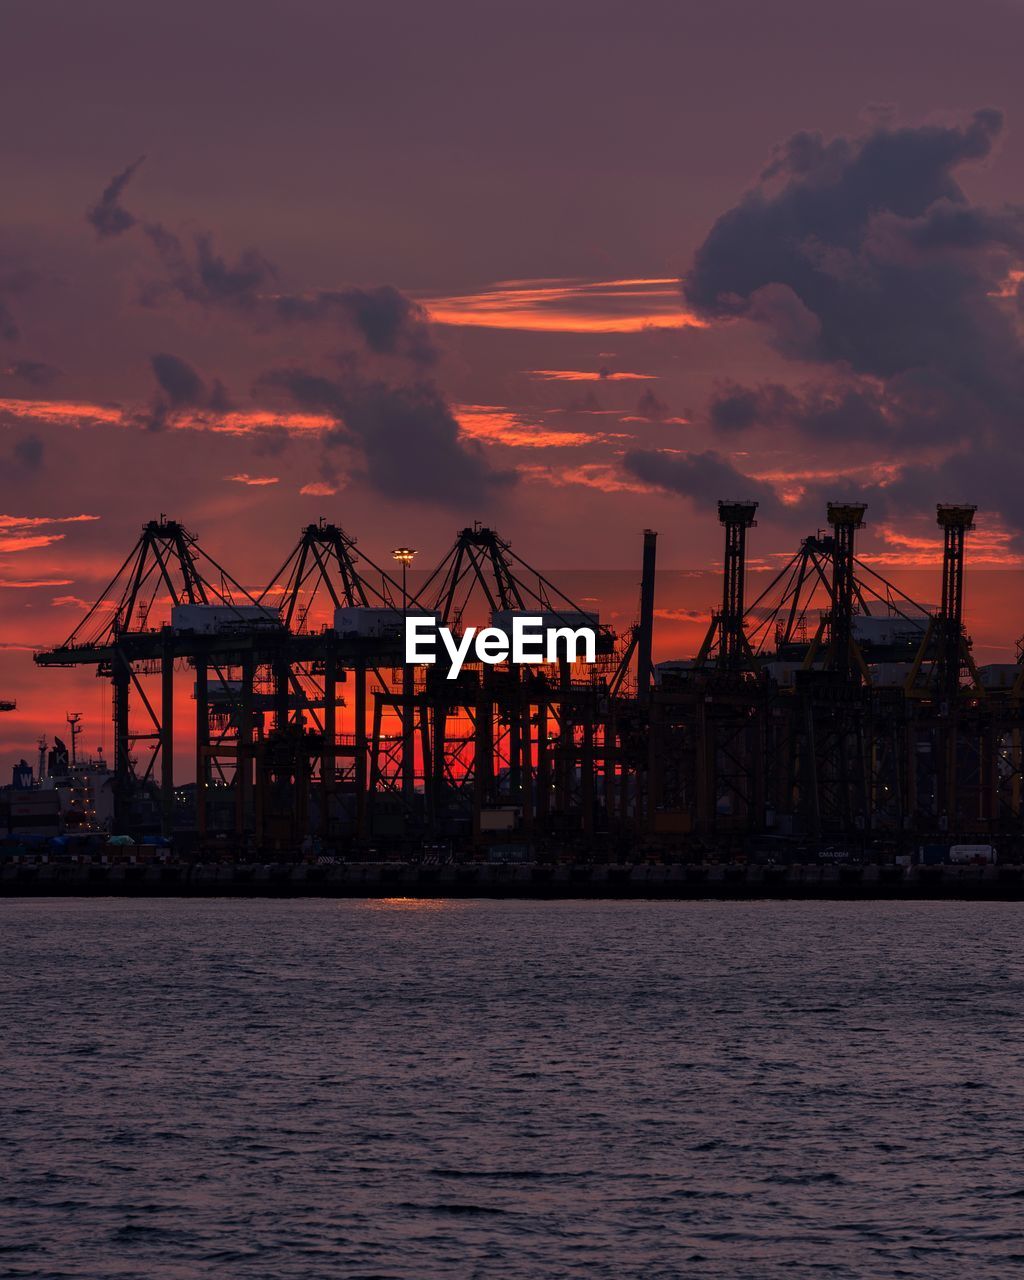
[2, 899, 1023, 1278]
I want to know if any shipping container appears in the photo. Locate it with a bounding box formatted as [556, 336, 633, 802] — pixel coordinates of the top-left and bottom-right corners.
[866, 661, 917, 687]
[764, 661, 803, 687]
[490, 608, 600, 635]
[171, 604, 280, 634]
[949, 843, 997, 864]
[486, 844, 530, 864]
[333, 607, 441, 638]
[479, 806, 520, 832]
[977, 664, 1021, 689]
[852, 615, 928, 648]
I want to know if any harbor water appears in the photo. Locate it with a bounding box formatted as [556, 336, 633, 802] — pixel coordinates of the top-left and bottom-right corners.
[2, 899, 1024, 1278]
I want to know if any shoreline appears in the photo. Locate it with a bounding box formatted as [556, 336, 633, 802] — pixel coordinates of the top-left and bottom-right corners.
[4, 860, 1024, 901]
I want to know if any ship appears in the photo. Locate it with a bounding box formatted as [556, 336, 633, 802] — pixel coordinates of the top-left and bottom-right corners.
[0, 715, 114, 843]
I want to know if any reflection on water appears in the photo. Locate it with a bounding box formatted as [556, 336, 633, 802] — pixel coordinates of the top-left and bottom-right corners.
[360, 896, 466, 913]
[3, 899, 1023, 1278]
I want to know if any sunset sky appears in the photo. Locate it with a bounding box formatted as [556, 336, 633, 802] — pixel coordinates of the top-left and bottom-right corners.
[5, 0, 1024, 767]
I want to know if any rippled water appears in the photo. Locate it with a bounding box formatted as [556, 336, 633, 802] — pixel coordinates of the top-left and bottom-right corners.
[2, 899, 1024, 1278]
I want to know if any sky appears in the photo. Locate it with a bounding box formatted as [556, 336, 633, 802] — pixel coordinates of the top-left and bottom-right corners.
[4, 0, 1024, 768]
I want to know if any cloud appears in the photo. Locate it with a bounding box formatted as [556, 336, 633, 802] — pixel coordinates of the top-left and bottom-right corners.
[622, 447, 784, 518]
[457, 405, 621, 448]
[260, 366, 515, 506]
[84, 161, 440, 372]
[0, 397, 122, 426]
[140, 224, 437, 363]
[227, 473, 279, 486]
[686, 107, 1024, 534]
[656, 607, 712, 622]
[151, 353, 206, 408]
[686, 108, 1020, 398]
[85, 155, 146, 238]
[0, 513, 96, 552]
[632, 387, 676, 422]
[140, 352, 233, 430]
[12, 435, 44, 470]
[0, 533, 65, 552]
[0, 394, 332, 436]
[299, 481, 338, 496]
[0, 514, 99, 528]
[0, 268, 37, 343]
[708, 378, 902, 442]
[142, 225, 276, 311]
[564, 390, 603, 414]
[528, 368, 656, 382]
[273, 285, 437, 364]
[518, 462, 649, 493]
[424, 277, 705, 333]
[3, 360, 61, 387]
[249, 425, 291, 456]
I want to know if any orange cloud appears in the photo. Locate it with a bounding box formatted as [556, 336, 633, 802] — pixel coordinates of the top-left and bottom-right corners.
[0, 514, 99, 529]
[990, 268, 1024, 299]
[179, 409, 332, 435]
[0, 396, 334, 436]
[51, 595, 94, 609]
[423, 277, 705, 334]
[457, 405, 618, 448]
[0, 514, 99, 555]
[872, 522, 1024, 567]
[0, 534, 66, 552]
[528, 369, 657, 382]
[516, 462, 649, 493]
[0, 577, 73, 588]
[620, 415, 690, 425]
[656, 607, 711, 622]
[299, 482, 339, 496]
[745, 461, 903, 505]
[0, 398, 122, 425]
[227, 473, 279, 486]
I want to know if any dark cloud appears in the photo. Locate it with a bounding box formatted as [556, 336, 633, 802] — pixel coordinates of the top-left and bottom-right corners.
[259, 365, 513, 506]
[3, 360, 60, 387]
[206, 378, 232, 414]
[708, 378, 902, 441]
[12, 435, 44, 470]
[141, 353, 233, 431]
[563, 390, 603, 413]
[141, 225, 276, 311]
[634, 388, 673, 421]
[140, 221, 436, 364]
[686, 108, 1019, 398]
[684, 108, 1024, 532]
[0, 301, 17, 343]
[708, 382, 766, 432]
[0, 267, 37, 343]
[273, 285, 437, 364]
[712, 372, 983, 449]
[622, 448, 783, 520]
[85, 163, 438, 367]
[151, 353, 205, 407]
[250, 425, 291, 457]
[86, 156, 146, 239]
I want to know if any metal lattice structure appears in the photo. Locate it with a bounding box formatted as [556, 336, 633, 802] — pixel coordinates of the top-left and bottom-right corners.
[29, 499, 1024, 859]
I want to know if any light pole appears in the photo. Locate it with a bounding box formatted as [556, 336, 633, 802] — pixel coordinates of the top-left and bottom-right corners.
[392, 547, 418, 805]
[391, 546, 417, 612]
